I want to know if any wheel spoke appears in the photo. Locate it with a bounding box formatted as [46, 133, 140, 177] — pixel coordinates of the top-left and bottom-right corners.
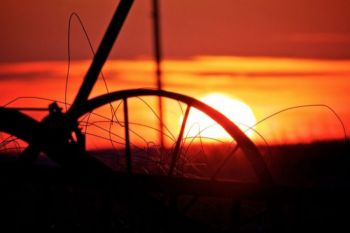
[168, 105, 191, 177]
[211, 144, 240, 180]
[123, 97, 132, 173]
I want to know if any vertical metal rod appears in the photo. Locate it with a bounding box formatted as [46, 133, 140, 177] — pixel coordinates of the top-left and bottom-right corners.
[69, 0, 134, 116]
[168, 106, 190, 176]
[123, 97, 132, 173]
[152, 0, 165, 149]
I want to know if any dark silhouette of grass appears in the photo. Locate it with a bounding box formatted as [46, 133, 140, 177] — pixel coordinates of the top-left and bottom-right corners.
[0, 139, 349, 232]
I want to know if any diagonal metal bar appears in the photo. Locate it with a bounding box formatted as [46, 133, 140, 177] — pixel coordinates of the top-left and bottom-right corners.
[182, 144, 240, 214]
[211, 144, 240, 180]
[123, 98, 132, 173]
[168, 106, 191, 177]
[68, 0, 134, 116]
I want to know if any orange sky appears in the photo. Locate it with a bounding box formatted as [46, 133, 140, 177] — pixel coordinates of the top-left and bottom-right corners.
[1, 0, 350, 61]
[0, 0, 349, 146]
[0, 57, 349, 146]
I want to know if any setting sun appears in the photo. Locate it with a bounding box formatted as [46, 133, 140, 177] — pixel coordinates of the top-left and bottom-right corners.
[181, 93, 257, 141]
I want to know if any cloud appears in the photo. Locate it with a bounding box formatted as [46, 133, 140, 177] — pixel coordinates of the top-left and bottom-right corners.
[0, 71, 55, 81]
[289, 33, 350, 44]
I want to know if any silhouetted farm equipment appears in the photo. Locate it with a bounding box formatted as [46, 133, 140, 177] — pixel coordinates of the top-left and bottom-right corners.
[0, 1, 349, 232]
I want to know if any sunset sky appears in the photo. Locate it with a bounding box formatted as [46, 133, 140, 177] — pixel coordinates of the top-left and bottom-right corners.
[1, 0, 350, 61]
[0, 0, 350, 146]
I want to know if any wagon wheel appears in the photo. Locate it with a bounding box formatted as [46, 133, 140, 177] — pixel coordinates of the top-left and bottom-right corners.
[70, 88, 275, 231]
[0, 89, 276, 232]
[73, 89, 271, 180]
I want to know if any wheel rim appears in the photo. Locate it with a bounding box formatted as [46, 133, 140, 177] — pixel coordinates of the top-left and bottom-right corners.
[0, 91, 276, 231]
[0, 108, 39, 158]
[69, 88, 272, 187]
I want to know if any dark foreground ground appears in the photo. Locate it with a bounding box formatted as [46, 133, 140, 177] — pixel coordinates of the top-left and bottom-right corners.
[0, 140, 349, 232]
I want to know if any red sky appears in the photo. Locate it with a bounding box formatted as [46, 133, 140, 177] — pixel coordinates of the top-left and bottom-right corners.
[1, 0, 350, 61]
[1, 58, 349, 145]
[0, 0, 349, 145]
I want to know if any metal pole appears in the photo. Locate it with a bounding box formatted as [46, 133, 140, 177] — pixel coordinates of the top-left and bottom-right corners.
[152, 0, 165, 148]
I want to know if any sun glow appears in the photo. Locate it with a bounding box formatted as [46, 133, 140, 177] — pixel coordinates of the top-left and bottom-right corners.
[181, 93, 257, 140]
